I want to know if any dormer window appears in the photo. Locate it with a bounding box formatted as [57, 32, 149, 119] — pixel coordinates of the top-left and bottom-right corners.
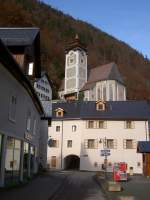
[96, 100, 106, 111]
[55, 108, 65, 117]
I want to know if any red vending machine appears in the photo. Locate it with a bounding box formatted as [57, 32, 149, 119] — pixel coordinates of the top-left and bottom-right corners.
[113, 162, 128, 181]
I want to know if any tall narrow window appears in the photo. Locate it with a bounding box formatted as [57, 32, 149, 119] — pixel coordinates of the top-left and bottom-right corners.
[56, 126, 60, 132]
[103, 85, 107, 101]
[67, 140, 72, 148]
[33, 119, 37, 135]
[0, 134, 3, 168]
[109, 84, 113, 101]
[26, 111, 31, 131]
[9, 94, 17, 122]
[72, 125, 77, 132]
[28, 63, 33, 75]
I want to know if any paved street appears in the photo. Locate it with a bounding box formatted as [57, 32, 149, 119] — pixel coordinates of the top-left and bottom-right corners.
[0, 171, 106, 200]
[49, 171, 106, 200]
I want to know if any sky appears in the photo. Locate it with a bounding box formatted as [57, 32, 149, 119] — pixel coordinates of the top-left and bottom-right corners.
[42, 0, 150, 59]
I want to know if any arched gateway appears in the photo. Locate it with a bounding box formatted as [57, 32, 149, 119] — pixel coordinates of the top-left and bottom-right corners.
[64, 155, 80, 170]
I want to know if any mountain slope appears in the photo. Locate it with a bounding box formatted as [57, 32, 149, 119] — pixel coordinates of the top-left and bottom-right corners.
[0, 0, 150, 99]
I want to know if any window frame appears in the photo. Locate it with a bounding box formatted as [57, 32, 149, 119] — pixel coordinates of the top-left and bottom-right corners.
[123, 139, 136, 149]
[56, 126, 60, 132]
[67, 140, 72, 148]
[125, 121, 135, 129]
[9, 94, 17, 123]
[72, 125, 77, 132]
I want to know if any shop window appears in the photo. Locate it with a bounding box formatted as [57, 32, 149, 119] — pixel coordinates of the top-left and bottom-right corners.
[30, 146, 35, 175]
[9, 94, 17, 122]
[5, 137, 21, 184]
[23, 142, 29, 178]
[67, 140, 72, 148]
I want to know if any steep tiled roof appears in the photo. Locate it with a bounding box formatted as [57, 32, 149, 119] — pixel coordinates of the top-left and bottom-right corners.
[81, 62, 124, 91]
[0, 38, 44, 114]
[59, 62, 124, 92]
[0, 27, 39, 46]
[52, 101, 150, 120]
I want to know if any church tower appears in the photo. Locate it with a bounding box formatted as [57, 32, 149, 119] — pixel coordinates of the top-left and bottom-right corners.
[64, 35, 87, 100]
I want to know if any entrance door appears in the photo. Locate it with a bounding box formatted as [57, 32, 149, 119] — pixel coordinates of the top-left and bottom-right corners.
[51, 156, 57, 168]
[143, 153, 150, 176]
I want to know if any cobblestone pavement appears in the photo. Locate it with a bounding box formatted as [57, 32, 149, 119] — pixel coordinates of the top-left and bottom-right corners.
[0, 171, 106, 200]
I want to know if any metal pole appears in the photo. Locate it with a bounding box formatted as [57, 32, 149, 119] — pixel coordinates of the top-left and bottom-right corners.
[104, 137, 107, 179]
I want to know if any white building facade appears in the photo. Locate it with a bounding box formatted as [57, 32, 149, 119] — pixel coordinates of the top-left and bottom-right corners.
[34, 71, 52, 117]
[47, 101, 150, 174]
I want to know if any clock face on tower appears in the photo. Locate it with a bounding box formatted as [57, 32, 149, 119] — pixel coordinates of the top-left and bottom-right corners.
[67, 52, 76, 66]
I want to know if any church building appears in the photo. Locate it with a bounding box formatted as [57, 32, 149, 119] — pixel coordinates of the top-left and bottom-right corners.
[58, 35, 126, 101]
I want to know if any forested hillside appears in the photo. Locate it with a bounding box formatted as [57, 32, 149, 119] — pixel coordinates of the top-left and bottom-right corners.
[0, 0, 150, 99]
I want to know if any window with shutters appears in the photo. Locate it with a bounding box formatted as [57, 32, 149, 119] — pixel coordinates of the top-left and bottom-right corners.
[106, 139, 117, 149]
[98, 121, 107, 129]
[84, 139, 98, 149]
[125, 121, 134, 129]
[123, 139, 136, 149]
[87, 120, 95, 128]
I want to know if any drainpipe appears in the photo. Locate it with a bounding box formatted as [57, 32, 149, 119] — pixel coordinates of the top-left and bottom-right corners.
[61, 120, 64, 169]
[145, 121, 149, 141]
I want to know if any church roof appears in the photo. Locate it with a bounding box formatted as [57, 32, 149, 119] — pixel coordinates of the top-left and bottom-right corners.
[81, 62, 124, 91]
[59, 62, 124, 92]
[65, 34, 87, 53]
[52, 100, 150, 120]
[0, 27, 39, 46]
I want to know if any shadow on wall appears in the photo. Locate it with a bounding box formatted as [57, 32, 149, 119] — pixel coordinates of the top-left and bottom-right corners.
[80, 142, 103, 171]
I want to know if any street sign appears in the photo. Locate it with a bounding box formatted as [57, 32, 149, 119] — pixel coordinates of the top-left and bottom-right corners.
[100, 149, 111, 156]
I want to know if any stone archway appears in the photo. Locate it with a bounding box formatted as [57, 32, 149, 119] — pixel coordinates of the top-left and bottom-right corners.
[64, 155, 80, 170]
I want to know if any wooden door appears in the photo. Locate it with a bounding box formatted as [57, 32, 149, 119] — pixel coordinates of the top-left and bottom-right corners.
[143, 153, 150, 176]
[51, 156, 57, 168]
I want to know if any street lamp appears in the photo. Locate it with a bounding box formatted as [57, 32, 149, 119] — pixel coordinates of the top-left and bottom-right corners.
[99, 137, 108, 179]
